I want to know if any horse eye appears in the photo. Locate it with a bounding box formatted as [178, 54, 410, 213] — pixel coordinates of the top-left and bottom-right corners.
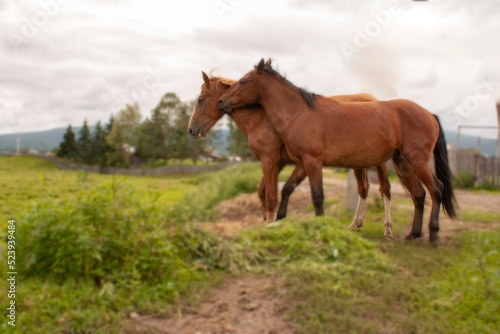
[239, 80, 245, 85]
[198, 97, 205, 103]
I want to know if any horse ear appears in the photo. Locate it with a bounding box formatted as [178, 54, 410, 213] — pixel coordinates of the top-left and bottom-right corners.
[202, 71, 210, 86]
[265, 58, 272, 68]
[256, 59, 265, 73]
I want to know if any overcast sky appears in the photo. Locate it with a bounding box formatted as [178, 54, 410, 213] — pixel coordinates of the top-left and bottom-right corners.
[1, 0, 500, 138]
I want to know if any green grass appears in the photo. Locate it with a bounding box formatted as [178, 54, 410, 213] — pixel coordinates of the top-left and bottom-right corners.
[0, 156, 193, 228]
[1, 156, 499, 333]
[265, 199, 500, 333]
[0, 158, 263, 333]
[460, 210, 500, 224]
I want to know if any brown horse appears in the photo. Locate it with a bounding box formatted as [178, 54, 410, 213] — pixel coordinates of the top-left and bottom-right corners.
[219, 59, 456, 242]
[189, 70, 394, 238]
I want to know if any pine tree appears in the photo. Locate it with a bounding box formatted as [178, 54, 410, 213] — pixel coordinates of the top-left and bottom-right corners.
[77, 120, 93, 164]
[92, 121, 107, 167]
[99, 116, 115, 167]
[57, 125, 78, 161]
[170, 102, 192, 163]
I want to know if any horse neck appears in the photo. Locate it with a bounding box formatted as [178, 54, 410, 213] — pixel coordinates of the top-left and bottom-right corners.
[258, 75, 303, 134]
[228, 108, 253, 137]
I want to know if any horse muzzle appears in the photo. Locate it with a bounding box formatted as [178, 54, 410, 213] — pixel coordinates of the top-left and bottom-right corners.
[218, 99, 233, 114]
[188, 126, 206, 138]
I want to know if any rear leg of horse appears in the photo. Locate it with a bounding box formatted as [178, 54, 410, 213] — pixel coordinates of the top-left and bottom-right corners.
[376, 163, 394, 240]
[276, 164, 307, 220]
[392, 153, 426, 240]
[258, 178, 267, 221]
[399, 152, 444, 242]
[348, 169, 369, 231]
[303, 156, 324, 217]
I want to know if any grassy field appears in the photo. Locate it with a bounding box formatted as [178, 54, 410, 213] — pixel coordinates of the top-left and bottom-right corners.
[0, 157, 193, 227]
[0, 156, 499, 333]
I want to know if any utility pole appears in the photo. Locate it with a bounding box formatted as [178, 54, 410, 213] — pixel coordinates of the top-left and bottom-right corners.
[496, 102, 500, 156]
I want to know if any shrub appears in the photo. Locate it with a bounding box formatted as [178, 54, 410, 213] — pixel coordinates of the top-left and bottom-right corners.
[16, 178, 243, 285]
[169, 162, 262, 222]
[453, 172, 475, 189]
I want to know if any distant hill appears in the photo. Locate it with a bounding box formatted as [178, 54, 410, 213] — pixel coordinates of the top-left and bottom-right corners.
[445, 131, 498, 156]
[0, 126, 90, 154]
[0, 126, 231, 155]
[0, 127, 496, 156]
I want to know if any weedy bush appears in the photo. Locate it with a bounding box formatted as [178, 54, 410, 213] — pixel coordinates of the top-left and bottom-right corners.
[240, 217, 383, 265]
[169, 162, 262, 222]
[16, 177, 244, 287]
[453, 171, 475, 189]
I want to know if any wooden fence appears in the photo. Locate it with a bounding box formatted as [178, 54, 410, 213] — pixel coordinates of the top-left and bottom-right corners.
[361, 148, 499, 192]
[448, 148, 500, 187]
[1, 154, 238, 176]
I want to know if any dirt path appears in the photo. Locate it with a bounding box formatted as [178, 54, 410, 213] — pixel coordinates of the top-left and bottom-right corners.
[202, 176, 500, 236]
[130, 276, 299, 334]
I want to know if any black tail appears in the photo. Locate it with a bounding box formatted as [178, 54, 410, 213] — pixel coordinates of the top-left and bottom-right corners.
[432, 115, 457, 218]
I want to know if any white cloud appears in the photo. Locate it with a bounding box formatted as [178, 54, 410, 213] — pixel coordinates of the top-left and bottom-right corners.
[0, 0, 499, 139]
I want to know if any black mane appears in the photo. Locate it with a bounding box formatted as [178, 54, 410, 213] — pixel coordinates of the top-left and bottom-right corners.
[263, 67, 318, 108]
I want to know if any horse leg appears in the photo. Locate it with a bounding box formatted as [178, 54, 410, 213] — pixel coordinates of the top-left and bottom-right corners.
[258, 178, 267, 221]
[399, 153, 444, 242]
[261, 158, 281, 224]
[392, 152, 426, 240]
[415, 169, 444, 243]
[276, 164, 307, 220]
[376, 164, 394, 240]
[348, 169, 369, 231]
[303, 156, 324, 216]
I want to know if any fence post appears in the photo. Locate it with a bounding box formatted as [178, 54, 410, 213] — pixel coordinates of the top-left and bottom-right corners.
[448, 148, 458, 176]
[488, 157, 494, 186]
[475, 155, 485, 187]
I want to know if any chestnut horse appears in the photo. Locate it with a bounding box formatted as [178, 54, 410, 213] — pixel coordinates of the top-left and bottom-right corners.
[189, 70, 394, 238]
[219, 59, 456, 242]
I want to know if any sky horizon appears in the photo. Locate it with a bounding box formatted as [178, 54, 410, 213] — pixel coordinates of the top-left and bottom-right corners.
[1, 0, 500, 138]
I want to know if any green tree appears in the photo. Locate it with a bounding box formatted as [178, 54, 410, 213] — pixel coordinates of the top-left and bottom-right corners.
[77, 120, 94, 164]
[227, 118, 252, 159]
[92, 121, 109, 167]
[107, 103, 142, 167]
[57, 125, 78, 161]
[136, 93, 175, 163]
[169, 100, 192, 163]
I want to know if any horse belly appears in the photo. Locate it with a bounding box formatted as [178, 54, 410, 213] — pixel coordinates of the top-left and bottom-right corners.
[324, 133, 396, 169]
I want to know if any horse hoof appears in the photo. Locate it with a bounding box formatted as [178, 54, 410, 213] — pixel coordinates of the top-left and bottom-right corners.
[348, 221, 363, 232]
[405, 233, 421, 241]
[383, 233, 394, 240]
[276, 212, 286, 220]
[265, 221, 281, 228]
[429, 234, 440, 244]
